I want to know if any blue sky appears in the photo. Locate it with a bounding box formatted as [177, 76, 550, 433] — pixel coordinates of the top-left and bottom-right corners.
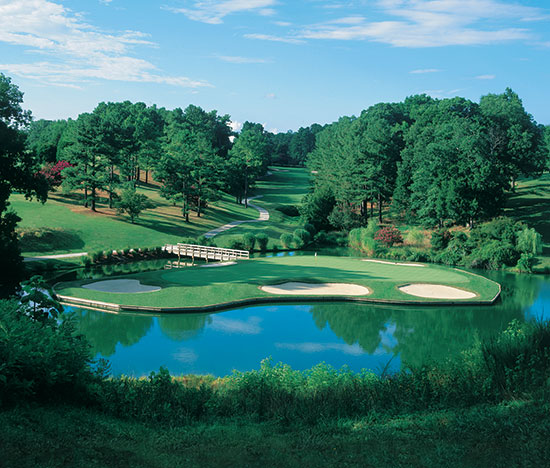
[0, 0, 549, 132]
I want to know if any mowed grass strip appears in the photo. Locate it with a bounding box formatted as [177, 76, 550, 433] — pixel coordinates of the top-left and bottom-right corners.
[55, 255, 501, 309]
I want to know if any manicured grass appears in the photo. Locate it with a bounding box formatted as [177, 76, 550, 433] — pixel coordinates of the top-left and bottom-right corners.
[215, 167, 310, 248]
[2, 400, 549, 468]
[11, 166, 309, 256]
[55, 255, 500, 310]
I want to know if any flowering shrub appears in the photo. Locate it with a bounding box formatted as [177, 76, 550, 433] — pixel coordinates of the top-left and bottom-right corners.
[39, 160, 72, 188]
[374, 226, 403, 247]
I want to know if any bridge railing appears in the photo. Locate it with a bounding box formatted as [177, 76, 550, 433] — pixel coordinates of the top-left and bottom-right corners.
[163, 243, 250, 260]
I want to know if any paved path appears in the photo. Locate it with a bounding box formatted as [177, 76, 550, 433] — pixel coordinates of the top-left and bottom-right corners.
[204, 196, 269, 239]
[23, 252, 88, 262]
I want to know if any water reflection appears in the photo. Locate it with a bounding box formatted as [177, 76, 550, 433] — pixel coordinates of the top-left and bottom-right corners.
[72, 270, 549, 376]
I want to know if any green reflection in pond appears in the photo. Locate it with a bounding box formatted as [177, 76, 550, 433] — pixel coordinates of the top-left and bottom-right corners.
[158, 314, 213, 341]
[74, 310, 153, 357]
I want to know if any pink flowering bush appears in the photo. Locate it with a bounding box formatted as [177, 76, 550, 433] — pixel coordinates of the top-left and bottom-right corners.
[39, 160, 72, 188]
[374, 226, 403, 247]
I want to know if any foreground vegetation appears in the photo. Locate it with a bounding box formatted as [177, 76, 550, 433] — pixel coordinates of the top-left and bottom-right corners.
[2, 295, 550, 466]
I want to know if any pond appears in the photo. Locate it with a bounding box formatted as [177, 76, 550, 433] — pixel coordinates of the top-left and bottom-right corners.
[67, 264, 550, 377]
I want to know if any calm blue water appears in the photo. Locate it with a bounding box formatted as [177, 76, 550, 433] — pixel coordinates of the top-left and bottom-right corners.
[70, 271, 550, 377]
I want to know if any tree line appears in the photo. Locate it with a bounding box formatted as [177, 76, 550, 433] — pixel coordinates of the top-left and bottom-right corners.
[304, 90, 549, 230]
[27, 102, 275, 220]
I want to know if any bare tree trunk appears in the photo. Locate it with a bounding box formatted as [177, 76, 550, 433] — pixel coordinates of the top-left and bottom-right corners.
[244, 169, 249, 208]
[378, 192, 383, 223]
[109, 165, 114, 209]
[91, 187, 96, 212]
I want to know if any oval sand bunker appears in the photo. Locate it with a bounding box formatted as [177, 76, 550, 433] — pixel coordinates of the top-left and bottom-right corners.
[399, 284, 476, 299]
[83, 279, 161, 293]
[260, 282, 370, 296]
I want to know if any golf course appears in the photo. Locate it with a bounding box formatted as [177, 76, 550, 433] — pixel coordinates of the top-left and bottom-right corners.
[55, 255, 501, 312]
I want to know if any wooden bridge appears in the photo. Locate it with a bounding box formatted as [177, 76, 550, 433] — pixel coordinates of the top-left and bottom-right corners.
[163, 243, 250, 263]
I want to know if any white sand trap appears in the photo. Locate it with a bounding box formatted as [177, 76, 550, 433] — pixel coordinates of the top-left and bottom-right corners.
[83, 279, 161, 293]
[399, 284, 476, 299]
[260, 282, 370, 296]
[363, 259, 425, 267]
[201, 261, 237, 268]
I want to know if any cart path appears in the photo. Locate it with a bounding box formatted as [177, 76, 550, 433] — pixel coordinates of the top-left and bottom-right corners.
[204, 196, 269, 239]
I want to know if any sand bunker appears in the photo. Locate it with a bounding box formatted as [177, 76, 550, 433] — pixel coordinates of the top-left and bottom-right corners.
[201, 262, 237, 268]
[83, 279, 161, 293]
[363, 259, 425, 267]
[260, 282, 370, 296]
[399, 283, 476, 299]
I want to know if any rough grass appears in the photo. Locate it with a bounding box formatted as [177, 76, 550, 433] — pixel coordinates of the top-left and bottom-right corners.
[10, 166, 308, 256]
[55, 255, 500, 309]
[2, 400, 549, 468]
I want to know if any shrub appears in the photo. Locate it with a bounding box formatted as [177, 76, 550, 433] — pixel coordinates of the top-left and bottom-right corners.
[406, 228, 426, 246]
[255, 233, 269, 252]
[327, 204, 363, 231]
[229, 239, 245, 250]
[348, 228, 362, 250]
[242, 233, 256, 251]
[314, 231, 328, 245]
[292, 229, 311, 248]
[274, 204, 300, 217]
[38, 160, 72, 189]
[0, 299, 95, 405]
[374, 226, 403, 247]
[280, 233, 294, 249]
[516, 253, 536, 273]
[517, 228, 543, 255]
[303, 223, 316, 235]
[116, 189, 155, 223]
[466, 241, 519, 270]
[430, 229, 452, 250]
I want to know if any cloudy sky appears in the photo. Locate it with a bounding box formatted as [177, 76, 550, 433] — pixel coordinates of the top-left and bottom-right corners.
[1, 0, 549, 131]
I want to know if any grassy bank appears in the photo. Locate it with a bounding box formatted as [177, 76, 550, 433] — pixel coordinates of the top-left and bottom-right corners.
[55, 255, 500, 310]
[3, 400, 550, 468]
[12, 167, 308, 256]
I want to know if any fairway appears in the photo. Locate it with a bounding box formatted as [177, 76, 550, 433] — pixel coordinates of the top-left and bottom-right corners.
[55, 255, 501, 312]
[12, 166, 308, 256]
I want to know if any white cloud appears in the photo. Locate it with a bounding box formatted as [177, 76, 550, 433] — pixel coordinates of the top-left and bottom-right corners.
[476, 74, 496, 79]
[210, 316, 262, 335]
[421, 88, 464, 98]
[299, 0, 546, 47]
[216, 55, 270, 63]
[244, 33, 305, 44]
[0, 0, 211, 88]
[167, 0, 277, 24]
[265, 92, 276, 99]
[410, 68, 441, 74]
[172, 348, 198, 363]
[229, 120, 242, 132]
[273, 20, 291, 26]
[275, 342, 365, 356]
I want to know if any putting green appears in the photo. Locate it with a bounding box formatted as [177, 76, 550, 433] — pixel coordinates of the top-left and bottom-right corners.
[55, 255, 501, 312]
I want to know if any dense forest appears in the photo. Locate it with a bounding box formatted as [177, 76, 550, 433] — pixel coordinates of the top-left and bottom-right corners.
[304, 91, 549, 231]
